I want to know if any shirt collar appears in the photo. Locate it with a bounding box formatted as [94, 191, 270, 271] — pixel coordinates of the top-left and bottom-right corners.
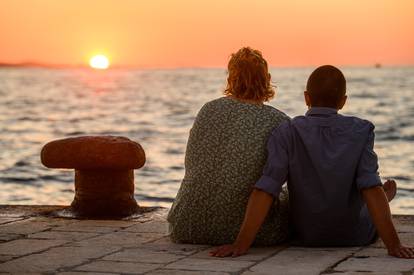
[305, 107, 338, 117]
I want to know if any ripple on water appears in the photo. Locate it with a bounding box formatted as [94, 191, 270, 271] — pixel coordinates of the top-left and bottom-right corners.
[14, 160, 29, 167]
[0, 176, 39, 185]
[136, 194, 175, 203]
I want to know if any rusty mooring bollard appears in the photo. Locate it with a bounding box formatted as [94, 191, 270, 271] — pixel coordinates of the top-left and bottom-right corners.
[41, 136, 145, 217]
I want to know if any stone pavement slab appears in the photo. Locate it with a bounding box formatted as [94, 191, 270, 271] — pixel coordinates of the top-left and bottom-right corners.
[339, 272, 402, 275]
[0, 218, 54, 234]
[165, 258, 255, 272]
[0, 245, 120, 272]
[0, 217, 24, 225]
[243, 247, 356, 275]
[102, 247, 185, 263]
[0, 238, 67, 256]
[191, 246, 286, 262]
[28, 230, 100, 241]
[0, 255, 14, 263]
[0, 206, 413, 274]
[58, 272, 112, 275]
[142, 236, 210, 256]
[0, 233, 21, 242]
[75, 260, 162, 274]
[336, 256, 414, 273]
[335, 247, 414, 273]
[147, 270, 230, 275]
[71, 231, 164, 247]
[53, 223, 120, 234]
[122, 221, 169, 234]
[68, 219, 139, 228]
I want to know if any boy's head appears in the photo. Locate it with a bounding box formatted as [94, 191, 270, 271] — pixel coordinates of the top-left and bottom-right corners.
[304, 65, 347, 109]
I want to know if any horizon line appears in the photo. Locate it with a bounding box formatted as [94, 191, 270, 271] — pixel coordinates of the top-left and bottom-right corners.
[1, 61, 413, 70]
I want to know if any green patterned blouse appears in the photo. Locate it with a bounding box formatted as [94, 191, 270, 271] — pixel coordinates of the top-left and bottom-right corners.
[168, 96, 290, 245]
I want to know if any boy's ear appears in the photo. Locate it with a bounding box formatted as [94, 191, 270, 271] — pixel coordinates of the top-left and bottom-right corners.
[338, 95, 347, 110]
[304, 91, 311, 107]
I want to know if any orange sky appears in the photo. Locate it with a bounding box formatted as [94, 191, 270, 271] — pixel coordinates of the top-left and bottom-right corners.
[0, 0, 413, 68]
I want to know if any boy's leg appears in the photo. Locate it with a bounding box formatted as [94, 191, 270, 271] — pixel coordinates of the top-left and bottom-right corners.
[360, 204, 379, 244]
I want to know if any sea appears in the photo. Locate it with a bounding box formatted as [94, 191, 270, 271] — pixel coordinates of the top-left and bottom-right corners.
[0, 67, 413, 214]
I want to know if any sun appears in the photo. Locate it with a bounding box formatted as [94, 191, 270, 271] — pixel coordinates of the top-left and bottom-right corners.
[89, 55, 110, 69]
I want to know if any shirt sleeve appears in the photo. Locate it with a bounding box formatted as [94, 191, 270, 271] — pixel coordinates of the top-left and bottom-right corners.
[254, 126, 289, 197]
[355, 128, 382, 190]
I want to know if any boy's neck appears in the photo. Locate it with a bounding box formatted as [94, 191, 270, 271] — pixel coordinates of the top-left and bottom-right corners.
[308, 105, 340, 111]
[305, 106, 339, 116]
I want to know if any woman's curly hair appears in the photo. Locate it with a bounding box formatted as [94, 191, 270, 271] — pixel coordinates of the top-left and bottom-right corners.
[224, 47, 275, 102]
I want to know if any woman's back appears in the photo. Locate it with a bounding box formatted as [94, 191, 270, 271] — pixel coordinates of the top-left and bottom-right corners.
[168, 96, 289, 245]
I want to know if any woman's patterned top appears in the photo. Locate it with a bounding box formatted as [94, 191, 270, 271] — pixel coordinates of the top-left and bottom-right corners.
[167, 96, 290, 245]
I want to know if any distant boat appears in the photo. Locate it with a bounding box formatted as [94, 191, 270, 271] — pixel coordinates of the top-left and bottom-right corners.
[375, 63, 382, 68]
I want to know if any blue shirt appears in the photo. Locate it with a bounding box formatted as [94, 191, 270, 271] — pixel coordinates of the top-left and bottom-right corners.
[255, 107, 382, 246]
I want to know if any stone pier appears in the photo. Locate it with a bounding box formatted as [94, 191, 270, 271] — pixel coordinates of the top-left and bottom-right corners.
[0, 205, 413, 274]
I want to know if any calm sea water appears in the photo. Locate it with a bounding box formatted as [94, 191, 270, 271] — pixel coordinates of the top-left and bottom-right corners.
[0, 67, 413, 214]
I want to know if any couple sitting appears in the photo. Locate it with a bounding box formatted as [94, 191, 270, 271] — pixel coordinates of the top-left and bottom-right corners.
[167, 47, 414, 259]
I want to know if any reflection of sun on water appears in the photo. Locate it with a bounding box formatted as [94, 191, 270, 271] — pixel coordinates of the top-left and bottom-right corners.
[89, 55, 110, 69]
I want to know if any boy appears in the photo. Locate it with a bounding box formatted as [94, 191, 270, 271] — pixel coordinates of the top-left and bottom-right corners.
[210, 65, 414, 258]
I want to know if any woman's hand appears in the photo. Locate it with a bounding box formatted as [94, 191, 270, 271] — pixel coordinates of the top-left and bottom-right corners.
[209, 243, 249, 257]
[388, 245, 414, 258]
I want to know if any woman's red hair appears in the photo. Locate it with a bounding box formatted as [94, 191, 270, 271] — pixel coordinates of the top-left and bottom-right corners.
[224, 47, 275, 102]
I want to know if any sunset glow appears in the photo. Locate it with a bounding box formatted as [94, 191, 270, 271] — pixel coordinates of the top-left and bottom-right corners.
[89, 55, 109, 69]
[0, 0, 413, 68]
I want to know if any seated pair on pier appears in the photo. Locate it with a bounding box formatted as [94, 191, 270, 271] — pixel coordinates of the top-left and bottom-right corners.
[168, 47, 414, 259]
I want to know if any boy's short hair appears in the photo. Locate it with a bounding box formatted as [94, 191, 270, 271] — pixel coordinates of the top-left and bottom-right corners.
[306, 65, 346, 108]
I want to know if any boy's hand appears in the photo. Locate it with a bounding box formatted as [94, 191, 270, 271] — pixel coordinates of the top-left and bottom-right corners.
[209, 243, 249, 257]
[388, 245, 414, 259]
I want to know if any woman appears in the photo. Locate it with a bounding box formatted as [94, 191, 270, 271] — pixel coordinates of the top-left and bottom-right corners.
[168, 47, 289, 245]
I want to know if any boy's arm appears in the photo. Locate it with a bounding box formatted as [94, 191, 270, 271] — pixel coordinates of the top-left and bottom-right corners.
[362, 186, 414, 258]
[209, 189, 274, 257]
[357, 127, 413, 258]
